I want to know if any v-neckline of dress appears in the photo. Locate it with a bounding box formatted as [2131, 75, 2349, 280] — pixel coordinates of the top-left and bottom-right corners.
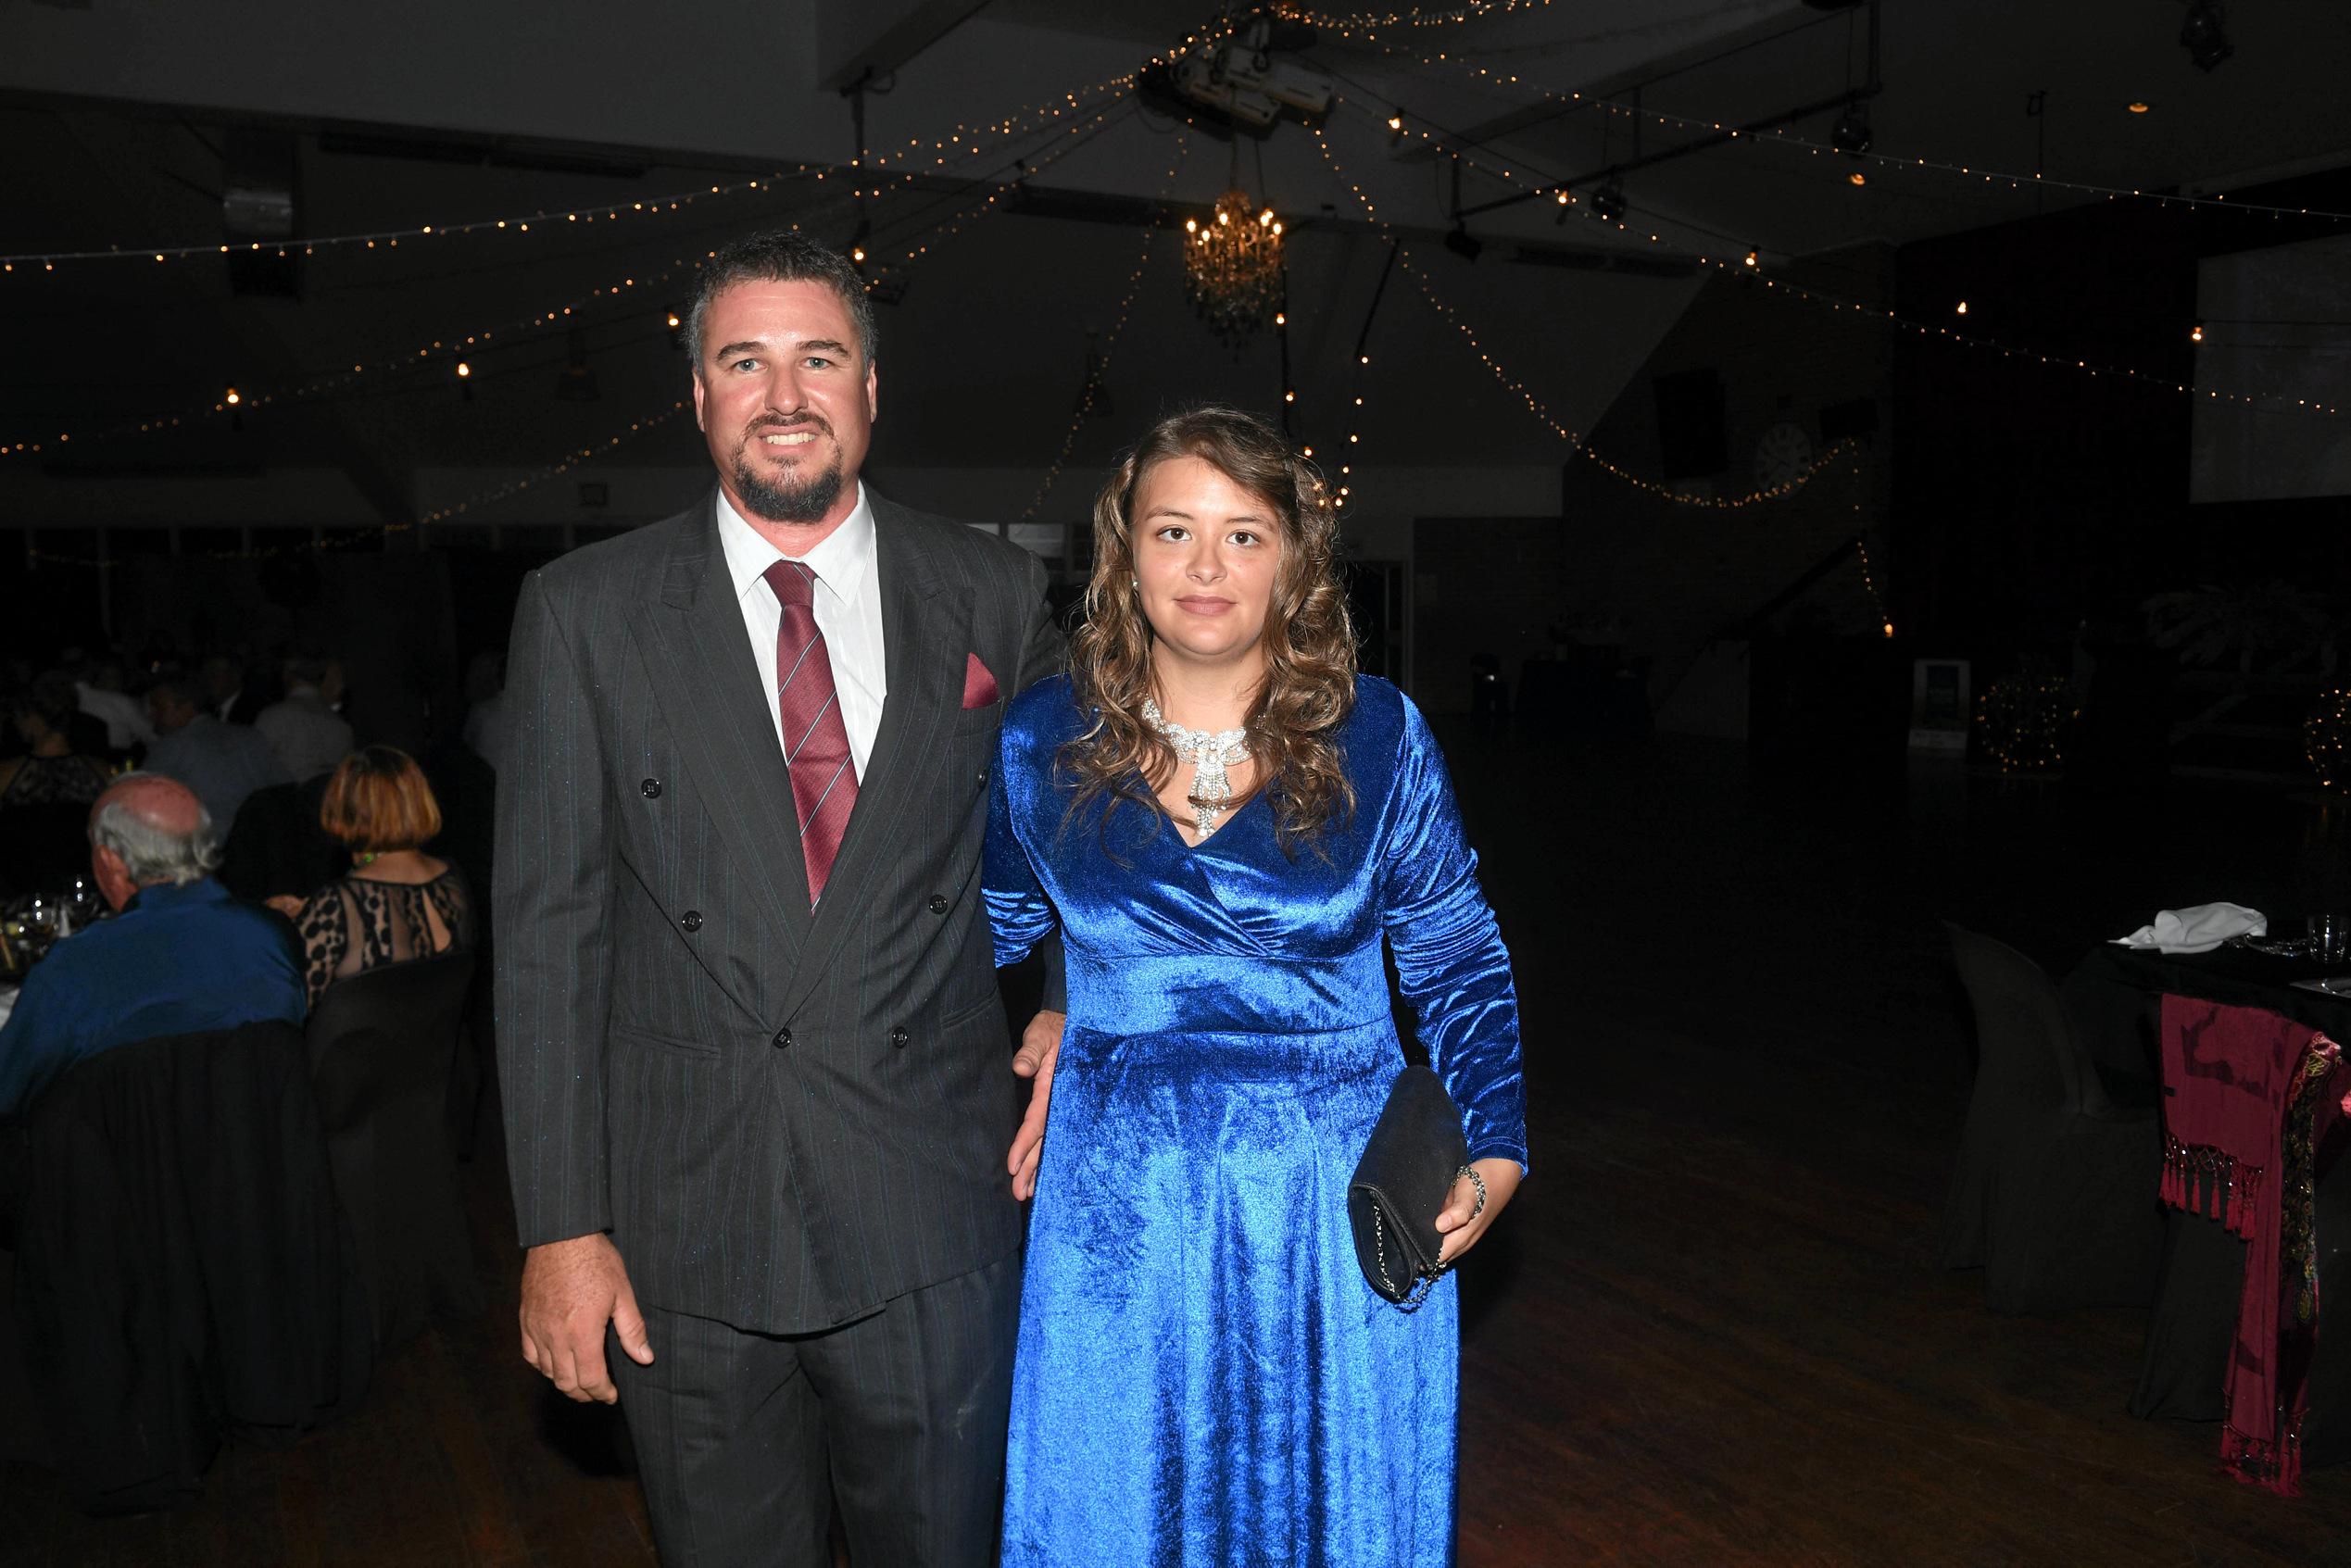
[1142, 781, 1265, 857]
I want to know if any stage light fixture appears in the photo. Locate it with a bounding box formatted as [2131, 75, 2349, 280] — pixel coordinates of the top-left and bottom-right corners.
[2180, 2, 2232, 71]
[1443, 224, 1483, 262]
[1589, 182, 1625, 222]
[1830, 105, 1873, 156]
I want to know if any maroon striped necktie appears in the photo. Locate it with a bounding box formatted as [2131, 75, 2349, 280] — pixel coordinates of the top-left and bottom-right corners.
[762, 558, 858, 905]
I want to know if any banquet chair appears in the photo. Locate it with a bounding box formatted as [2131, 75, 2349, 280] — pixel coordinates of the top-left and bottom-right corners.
[2131, 1065, 2351, 1471]
[217, 775, 339, 903]
[1941, 923, 2166, 1311]
[6, 1021, 363, 1513]
[306, 948, 482, 1349]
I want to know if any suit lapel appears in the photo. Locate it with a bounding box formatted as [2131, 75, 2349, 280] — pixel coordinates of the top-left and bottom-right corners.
[784, 496, 969, 1012]
[634, 502, 814, 985]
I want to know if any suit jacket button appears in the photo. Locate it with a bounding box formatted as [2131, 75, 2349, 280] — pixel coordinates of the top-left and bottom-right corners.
[888, 1025, 910, 1048]
[927, 894, 949, 915]
[772, 1027, 793, 1049]
[680, 910, 703, 932]
[641, 778, 663, 798]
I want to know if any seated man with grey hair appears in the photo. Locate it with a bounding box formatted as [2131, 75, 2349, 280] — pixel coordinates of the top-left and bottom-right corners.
[0, 774, 304, 1121]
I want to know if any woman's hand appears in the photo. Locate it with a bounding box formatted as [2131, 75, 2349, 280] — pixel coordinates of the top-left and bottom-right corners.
[265, 894, 305, 920]
[1434, 1157, 1521, 1266]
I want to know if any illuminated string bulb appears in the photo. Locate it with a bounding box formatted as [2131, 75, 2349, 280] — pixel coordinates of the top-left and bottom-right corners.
[224, 387, 241, 406]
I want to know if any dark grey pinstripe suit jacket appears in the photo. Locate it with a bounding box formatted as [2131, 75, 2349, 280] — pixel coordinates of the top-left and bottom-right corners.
[495, 489, 1060, 1335]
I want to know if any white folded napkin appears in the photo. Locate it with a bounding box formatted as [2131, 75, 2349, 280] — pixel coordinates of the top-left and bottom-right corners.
[2112, 902, 2268, 955]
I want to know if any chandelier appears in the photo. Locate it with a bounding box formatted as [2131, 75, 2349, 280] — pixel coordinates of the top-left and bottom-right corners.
[1183, 188, 1284, 349]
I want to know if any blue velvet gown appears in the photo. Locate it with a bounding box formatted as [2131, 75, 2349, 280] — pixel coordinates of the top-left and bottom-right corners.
[985, 674, 1528, 1567]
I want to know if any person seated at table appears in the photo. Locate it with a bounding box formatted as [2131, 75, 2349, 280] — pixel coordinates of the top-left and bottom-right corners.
[255, 645, 354, 784]
[71, 655, 154, 756]
[200, 652, 267, 726]
[0, 672, 112, 808]
[143, 671, 292, 837]
[273, 746, 474, 1010]
[0, 774, 304, 1122]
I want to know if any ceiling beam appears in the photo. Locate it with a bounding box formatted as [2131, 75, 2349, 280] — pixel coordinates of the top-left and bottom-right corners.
[816, 0, 994, 93]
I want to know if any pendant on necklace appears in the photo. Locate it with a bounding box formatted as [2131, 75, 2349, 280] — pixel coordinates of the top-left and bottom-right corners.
[1142, 699, 1250, 837]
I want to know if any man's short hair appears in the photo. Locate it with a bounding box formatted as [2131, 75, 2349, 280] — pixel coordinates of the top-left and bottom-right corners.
[283, 642, 331, 687]
[90, 772, 220, 887]
[147, 671, 206, 711]
[685, 232, 877, 374]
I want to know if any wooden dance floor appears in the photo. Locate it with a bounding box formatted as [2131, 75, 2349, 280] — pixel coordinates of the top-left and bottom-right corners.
[6, 730, 2350, 1565]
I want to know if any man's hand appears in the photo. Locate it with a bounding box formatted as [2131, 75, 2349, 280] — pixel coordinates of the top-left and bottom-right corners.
[1007, 1009, 1065, 1201]
[518, 1233, 653, 1403]
[1433, 1158, 1522, 1267]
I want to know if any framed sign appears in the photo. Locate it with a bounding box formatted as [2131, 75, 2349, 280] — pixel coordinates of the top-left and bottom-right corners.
[1908, 659, 1971, 753]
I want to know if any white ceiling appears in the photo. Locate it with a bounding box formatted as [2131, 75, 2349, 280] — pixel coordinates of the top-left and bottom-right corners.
[2, 0, 2345, 522]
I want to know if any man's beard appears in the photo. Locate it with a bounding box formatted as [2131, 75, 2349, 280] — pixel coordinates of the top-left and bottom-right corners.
[732, 441, 845, 525]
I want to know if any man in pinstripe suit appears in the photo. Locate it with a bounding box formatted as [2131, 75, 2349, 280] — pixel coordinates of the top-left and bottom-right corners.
[497, 232, 1062, 1566]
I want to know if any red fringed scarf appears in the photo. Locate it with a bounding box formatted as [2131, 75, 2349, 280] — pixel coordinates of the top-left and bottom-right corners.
[2157, 996, 2345, 1496]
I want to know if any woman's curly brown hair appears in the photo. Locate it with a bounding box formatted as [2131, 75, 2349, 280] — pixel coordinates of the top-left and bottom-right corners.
[1060, 406, 1356, 856]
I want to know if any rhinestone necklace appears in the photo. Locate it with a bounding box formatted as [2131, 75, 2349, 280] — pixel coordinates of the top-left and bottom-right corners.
[1142, 698, 1250, 837]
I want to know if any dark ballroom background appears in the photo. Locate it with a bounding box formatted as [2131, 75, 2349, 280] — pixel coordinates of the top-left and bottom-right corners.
[6, 1, 2351, 1562]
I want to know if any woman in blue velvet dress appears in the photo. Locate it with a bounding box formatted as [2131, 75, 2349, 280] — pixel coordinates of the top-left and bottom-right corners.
[985, 407, 1528, 1566]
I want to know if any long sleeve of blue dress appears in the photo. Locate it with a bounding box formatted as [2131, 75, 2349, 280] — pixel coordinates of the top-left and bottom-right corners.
[983, 750, 1059, 971]
[1378, 696, 1530, 1172]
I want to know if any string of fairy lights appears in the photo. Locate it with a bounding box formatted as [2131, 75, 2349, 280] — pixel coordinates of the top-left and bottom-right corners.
[1398, 50, 2351, 224]
[3, 94, 1140, 463]
[1313, 121, 1854, 508]
[1849, 445, 1892, 637]
[12, 71, 1169, 563]
[1020, 134, 1192, 523]
[18, 12, 2351, 584]
[1270, 0, 1781, 48]
[1328, 95, 2347, 422]
[0, 71, 1147, 275]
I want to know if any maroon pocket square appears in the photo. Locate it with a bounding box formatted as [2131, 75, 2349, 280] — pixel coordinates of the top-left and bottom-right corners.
[962, 653, 1000, 709]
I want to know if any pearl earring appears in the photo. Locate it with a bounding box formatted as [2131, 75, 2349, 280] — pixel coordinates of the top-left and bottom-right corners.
[1131, 576, 1140, 591]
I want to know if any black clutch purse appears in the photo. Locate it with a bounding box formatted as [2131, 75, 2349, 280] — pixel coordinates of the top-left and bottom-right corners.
[1349, 1064, 1471, 1309]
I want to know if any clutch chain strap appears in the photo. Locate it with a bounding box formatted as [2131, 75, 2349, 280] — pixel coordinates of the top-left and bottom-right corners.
[1374, 1163, 1486, 1313]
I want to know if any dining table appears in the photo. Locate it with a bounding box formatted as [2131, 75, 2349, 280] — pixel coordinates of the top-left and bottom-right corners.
[2060, 935, 2351, 1476]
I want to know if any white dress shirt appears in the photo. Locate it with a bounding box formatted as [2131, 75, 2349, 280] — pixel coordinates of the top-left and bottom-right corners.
[76, 682, 156, 750]
[255, 684, 354, 783]
[716, 485, 886, 775]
